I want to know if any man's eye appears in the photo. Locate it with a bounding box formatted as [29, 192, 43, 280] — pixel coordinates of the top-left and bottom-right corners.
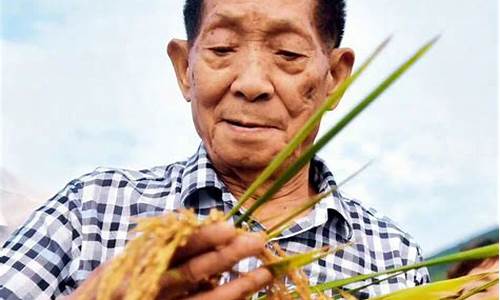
[209, 47, 235, 57]
[276, 50, 304, 61]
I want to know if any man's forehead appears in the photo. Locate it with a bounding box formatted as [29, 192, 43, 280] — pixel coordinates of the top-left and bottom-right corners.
[201, 0, 316, 24]
[203, 0, 315, 9]
[200, 0, 317, 38]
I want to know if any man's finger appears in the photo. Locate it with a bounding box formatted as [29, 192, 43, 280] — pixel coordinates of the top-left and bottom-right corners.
[161, 232, 266, 287]
[172, 222, 237, 263]
[183, 268, 273, 300]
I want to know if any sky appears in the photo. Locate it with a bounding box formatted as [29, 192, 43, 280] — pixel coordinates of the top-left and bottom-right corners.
[0, 1, 498, 255]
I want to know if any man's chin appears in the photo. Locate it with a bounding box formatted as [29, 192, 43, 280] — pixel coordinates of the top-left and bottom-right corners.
[211, 143, 280, 171]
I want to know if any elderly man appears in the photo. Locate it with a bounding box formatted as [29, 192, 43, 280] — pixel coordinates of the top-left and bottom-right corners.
[0, 0, 429, 299]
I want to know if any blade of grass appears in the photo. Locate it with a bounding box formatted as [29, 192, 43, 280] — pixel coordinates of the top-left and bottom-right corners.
[225, 37, 392, 220]
[235, 36, 439, 226]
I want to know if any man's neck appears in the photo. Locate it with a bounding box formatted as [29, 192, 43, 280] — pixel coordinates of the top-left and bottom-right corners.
[218, 164, 316, 229]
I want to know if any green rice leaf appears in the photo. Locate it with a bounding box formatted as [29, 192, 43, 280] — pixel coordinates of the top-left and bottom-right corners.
[266, 160, 373, 239]
[225, 37, 391, 221]
[257, 244, 497, 300]
[235, 36, 438, 226]
[310, 243, 498, 294]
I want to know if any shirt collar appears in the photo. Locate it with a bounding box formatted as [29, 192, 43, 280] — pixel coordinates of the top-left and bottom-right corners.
[180, 143, 353, 240]
[308, 156, 354, 240]
[179, 143, 227, 204]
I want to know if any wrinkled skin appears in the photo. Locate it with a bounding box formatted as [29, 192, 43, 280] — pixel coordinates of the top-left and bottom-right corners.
[69, 0, 354, 299]
[168, 0, 354, 227]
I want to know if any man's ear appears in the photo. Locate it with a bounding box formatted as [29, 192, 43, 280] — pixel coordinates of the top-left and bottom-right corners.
[167, 39, 191, 102]
[327, 48, 355, 110]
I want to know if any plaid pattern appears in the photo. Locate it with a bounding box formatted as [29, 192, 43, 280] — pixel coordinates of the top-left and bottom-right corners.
[0, 144, 429, 299]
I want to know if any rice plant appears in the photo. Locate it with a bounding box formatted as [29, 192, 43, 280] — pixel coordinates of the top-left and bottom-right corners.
[77, 35, 499, 300]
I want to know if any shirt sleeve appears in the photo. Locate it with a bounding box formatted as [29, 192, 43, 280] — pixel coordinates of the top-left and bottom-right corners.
[405, 244, 431, 286]
[0, 180, 83, 299]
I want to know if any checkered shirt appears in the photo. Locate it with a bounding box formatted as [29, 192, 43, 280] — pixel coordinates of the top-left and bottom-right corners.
[0, 144, 429, 299]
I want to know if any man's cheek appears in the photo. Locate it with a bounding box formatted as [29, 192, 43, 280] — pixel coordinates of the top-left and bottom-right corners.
[298, 70, 331, 108]
[280, 79, 324, 118]
[192, 79, 227, 108]
[190, 102, 208, 141]
[192, 65, 233, 107]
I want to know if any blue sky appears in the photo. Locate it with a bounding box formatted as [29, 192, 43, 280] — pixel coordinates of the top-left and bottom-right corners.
[1, 1, 65, 41]
[1, 1, 498, 255]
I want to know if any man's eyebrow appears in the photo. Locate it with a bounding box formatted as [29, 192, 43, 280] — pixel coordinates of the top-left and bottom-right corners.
[265, 19, 314, 44]
[203, 12, 242, 31]
[201, 11, 313, 44]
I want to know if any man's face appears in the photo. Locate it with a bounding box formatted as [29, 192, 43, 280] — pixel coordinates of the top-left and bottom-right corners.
[170, 0, 353, 173]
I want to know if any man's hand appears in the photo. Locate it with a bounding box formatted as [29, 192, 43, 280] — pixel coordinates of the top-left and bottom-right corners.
[68, 222, 272, 300]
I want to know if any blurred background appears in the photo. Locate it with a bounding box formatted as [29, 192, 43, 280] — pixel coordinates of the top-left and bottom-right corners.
[0, 0, 498, 276]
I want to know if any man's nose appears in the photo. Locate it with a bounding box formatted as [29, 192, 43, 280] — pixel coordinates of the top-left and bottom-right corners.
[230, 54, 274, 102]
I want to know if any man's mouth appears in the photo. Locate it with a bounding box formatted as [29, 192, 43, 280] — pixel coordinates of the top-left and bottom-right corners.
[225, 120, 276, 128]
[223, 119, 279, 130]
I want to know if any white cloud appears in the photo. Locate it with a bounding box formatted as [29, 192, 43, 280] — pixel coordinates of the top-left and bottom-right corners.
[1, 1, 199, 191]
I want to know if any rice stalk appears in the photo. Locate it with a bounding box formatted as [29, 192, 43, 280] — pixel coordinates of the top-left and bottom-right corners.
[234, 36, 439, 226]
[257, 244, 497, 300]
[333, 271, 405, 299]
[225, 37, 391, 221]
[265, 246, 331, 276]
[262, 242, 357, 299]
[265, 160, 374, 239]
[454, 276, 498, 300]
[80, 209, 225, 300]
[369, 271, 498, 300]
[260, 243, 314, 300]
[332, 287, 358, 300]
[292, 243, 499, 298]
